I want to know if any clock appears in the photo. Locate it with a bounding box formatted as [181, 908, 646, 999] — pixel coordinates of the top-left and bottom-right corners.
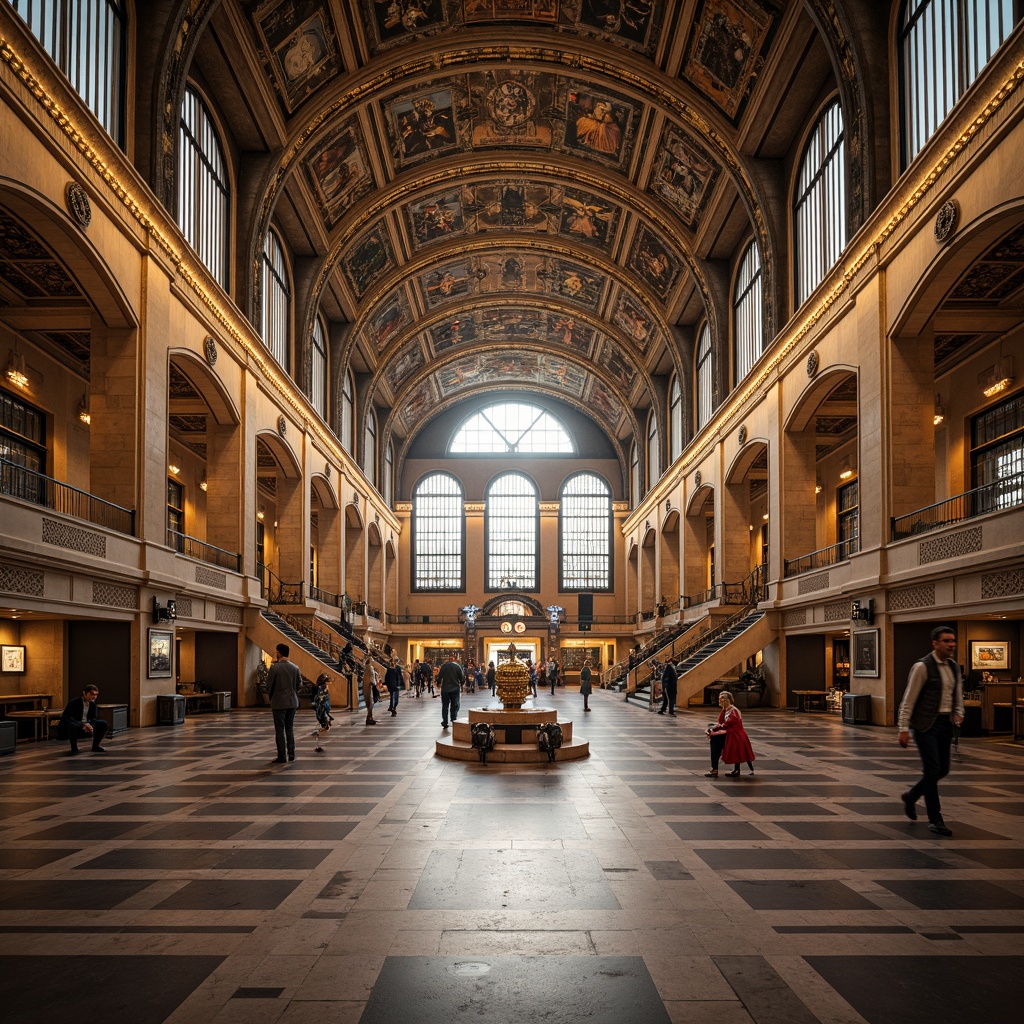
[500, 621, 512, 634]
[514, 621, 526, 634]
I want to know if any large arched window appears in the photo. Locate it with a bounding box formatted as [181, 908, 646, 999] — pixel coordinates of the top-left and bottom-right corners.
[899, 1, 1021, 168]
[669, 376, 683, 464]
[364, 408, 377, 486]
[630, 442, 640, 507]
[309, 316, 328, 421]
[384, 439, 394, 506]
[10, 1, 127, 146]
[695, 323, 713, 431]
[178, 84, 230, 289]
[733, 240, 763, 384]
[341, 369, 355, 453]
[261, 229, 290, 369]
[450, 402, 574, 454]
[560, 472, 612, 591]
[413, 472, 464, 590]
[794, 99, 846, 307]
[486, 472, 538, 591]
[646, 410, 660, 488]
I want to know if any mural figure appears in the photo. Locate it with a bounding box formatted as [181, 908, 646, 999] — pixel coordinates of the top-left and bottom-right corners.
[392, 90, 457, 159]
[560, 193, 616, 247]
[581, 0, 654, 45]
[343, 227, 394, 298]
[572, 98, 623, 156]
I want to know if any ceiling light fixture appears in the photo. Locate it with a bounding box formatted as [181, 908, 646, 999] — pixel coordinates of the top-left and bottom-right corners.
[933, 394, 944, 426]
[6, 351, 28, 389]
[982, 356, 1014, 398]
[839, 461, 854, 481]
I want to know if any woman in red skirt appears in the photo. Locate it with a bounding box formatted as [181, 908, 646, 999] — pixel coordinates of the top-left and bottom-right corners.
[704, 691, 756, 778]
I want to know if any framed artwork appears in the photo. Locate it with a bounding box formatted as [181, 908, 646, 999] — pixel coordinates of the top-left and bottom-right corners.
[852, 628, 880, 678]
[971, 641, 1010, 671]
[148, 629, 173, 679]
[1, 645, 26, 674]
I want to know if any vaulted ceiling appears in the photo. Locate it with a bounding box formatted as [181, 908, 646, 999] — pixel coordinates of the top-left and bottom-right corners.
[155, 0, 881, 470]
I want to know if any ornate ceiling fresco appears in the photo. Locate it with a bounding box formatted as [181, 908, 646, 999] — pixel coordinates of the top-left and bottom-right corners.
[162, 0, 869, 466]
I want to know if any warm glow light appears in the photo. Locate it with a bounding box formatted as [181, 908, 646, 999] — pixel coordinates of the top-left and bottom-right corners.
[839, 462, 854, 481]
[815, 482, 822, 494]
[256, 508, 265, 521]
[933, 410, 945, 425]
[168, 464, 180, 475]
[199, 481, 208, 492]
[982, 376, 1013, 398]
[78, 395, 91, 425]
[762, 512, 769, 521]
[6, 352, 28, 389]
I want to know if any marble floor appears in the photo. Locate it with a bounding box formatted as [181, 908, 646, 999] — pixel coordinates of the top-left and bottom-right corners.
[1, 689, 1023, 1024]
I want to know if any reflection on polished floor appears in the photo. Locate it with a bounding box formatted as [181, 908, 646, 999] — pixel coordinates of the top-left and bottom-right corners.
[1, 691, 1023, 1024]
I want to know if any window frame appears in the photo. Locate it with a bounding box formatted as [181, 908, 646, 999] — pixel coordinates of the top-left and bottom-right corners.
[558, 471, 613, 592]
[411, 471, 465, 592]
[669, 375, 683, 464]
[309, 314, 328, 421]
[695, 323, 713, 431]
[261, 228, 291, 370]
[341, 369, 355, 454]
[484, 471, 540, 593]
[732, 239, 763, 385]
[449, 402, 575, 455]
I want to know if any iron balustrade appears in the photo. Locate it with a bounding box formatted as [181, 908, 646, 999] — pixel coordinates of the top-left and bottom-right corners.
[683, 565, 767, 608]
[279, 612, 344, 662]
[783, 538, 858, 577]
[1, 457, 135, 535]
[259, 564, 305, 604]
[167, 530, 240, 572]
[308, 585, 340, 607]
[891, 471, 1024, 541]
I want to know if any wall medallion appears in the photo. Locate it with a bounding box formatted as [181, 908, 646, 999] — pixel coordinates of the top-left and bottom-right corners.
[277, 415, 287, 437]
[203, 336, 218, 366]
[65, 182, 91, 229]
[934, 199, 959, 243]
[694, 470, 702, 486]
[738, 424, 747, 444]
[806, 351, 819, 377]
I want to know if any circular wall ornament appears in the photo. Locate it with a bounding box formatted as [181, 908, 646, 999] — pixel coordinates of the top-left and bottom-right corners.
[514, 620, 527, 634]
[806, 351, 819, 377]
[738, 424, 747, 444]
[203, 336, 218, 366]
[65, 182, 91, 229]
[325, 463, 331, 478]
[501, 621, 513, 634]
[694, 470, 702, 487]
[934, 199, 959, 243]
[277, 415, 287, 437]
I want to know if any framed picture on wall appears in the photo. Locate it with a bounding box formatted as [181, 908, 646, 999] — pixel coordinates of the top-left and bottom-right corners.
[148, 629, 173, 678]
[971, 641, 1010, 671]
[1, 645, 26, 674]
[852, 629, 879, 678]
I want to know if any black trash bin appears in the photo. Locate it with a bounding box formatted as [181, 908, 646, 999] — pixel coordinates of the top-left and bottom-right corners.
[157, 694, 185, 725]
[842, 693, 871, 724]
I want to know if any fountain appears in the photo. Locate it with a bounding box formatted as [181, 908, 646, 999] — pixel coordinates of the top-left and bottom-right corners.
[435, 644, 589, 763]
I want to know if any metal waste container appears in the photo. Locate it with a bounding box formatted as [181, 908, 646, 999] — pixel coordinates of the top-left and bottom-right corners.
[157, 694, 185, 725]
[841, 693, 871, 724]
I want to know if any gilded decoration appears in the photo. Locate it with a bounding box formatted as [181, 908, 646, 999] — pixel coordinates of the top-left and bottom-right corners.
[495, 646, 530, 708]
[649, 125, 722, 230]
[64, 182, 92, 229]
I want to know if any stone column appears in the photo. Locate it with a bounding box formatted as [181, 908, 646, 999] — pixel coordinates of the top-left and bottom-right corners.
[274, 473, 306, 584]
[205, 421, 241, 559]
[318, 505, 342, 597]
[780, 430, 817, 568]
[889, 331, 936, 521]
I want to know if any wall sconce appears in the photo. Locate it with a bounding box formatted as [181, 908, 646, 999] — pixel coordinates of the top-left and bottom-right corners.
[168, 464, 180, 475]
[982, 355, 1014, 398]
[933, 394, 945, 427]
[762, 512, 769, 521]
[77, 395, 91, 425]
[839, 461, 854, 480]
[815, 479, 822, 495]
[257, 505, 265, 521]
[273, 520, 278, 528]
[199, 481, 208, 492]
[6, 351, 28, 389]
[665, 498, 671, 512]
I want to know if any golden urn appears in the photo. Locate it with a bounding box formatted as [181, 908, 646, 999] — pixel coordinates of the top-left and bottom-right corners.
[495, 645, 531, 708]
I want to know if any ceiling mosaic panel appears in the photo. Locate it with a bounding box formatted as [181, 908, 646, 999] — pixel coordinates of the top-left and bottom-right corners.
[586, 377, 626, 428]
[365, 289, 414, 351]
[681, 0, 779, 123]
[300, 114, 376, 228]
[435, 350, 589, 398]
[626, 225, 684, 300]
[0, 207, 82, 300]
[247, 0, 345, 116]
[384, 338, 427, 394]
[359, 0, 663, 58]
[342, 224, 397, 299]
[425, 306, 601, 357]
[611, 291, 657, 351]
[648, 124, 722, 230]
[380, 73, 640, 173]
[403, 182, 623, 253]
[398, 376, 440, 430]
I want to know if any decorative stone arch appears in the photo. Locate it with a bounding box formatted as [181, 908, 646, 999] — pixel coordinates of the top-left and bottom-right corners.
[724, 440, 770, 584]
[684, 484, 716, 598]
[640, 525, 657, 617]
[660, 507, 681, 609]
[481, 594, 546, 617]
[344, 499, 365, 604]
[783, 367, 858, 435]
[168, 349, 239, 426]
[310, 472, 341, 598]
[254, 430, 302, 480]
[726, 438, 771, 485]
[626, 538, 639, 618]
[366, 520, 384, 616]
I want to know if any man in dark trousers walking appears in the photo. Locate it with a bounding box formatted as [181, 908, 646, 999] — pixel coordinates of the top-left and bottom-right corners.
[267, 643, 302, 763]
[438, 652, 465, 729]
[658, 659, 678, 716]
[898, 626, 964, 836]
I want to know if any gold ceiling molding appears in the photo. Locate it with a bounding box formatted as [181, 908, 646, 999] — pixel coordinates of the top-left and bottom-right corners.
[0, 31, 363, 491]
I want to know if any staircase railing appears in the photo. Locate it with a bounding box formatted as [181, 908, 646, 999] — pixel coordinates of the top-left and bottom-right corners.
[258, 563, 305, 604]
[276, 612, 343, 663]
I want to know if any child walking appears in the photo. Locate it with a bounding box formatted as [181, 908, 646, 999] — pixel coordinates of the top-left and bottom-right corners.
[311, 673, 334, 752]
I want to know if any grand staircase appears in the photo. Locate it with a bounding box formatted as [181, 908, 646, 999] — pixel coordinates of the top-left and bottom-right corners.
[253, 610, 353, 709]
[625, 609, 774, 711]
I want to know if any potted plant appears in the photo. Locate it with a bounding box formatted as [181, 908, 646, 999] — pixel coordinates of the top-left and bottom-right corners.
[735, 666, 766, 708]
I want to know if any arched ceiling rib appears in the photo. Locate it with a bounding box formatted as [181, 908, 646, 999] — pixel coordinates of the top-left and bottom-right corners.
[176, 1, 849, 462]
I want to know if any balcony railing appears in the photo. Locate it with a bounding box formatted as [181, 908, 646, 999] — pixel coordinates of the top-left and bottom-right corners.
[783, 538, 858, 578]
[1, 457, 135, 535]
[309, 585, 340, 608]
[891, 472, 1024, 541]
[683, 564, 768, 608]
[168, 530, 240, 572]
[258, 564, 305, 604]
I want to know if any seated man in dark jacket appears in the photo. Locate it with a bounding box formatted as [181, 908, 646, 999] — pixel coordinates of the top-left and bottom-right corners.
[58, 684, 108, 755]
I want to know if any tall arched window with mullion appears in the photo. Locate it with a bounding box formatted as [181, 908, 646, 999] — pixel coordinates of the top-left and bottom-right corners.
[486, 472, 538, 591]
[178, 85, 230, 289]
[630, 442, 640, 508]
[733, 240, 763, 384]
[384, 440, 394, 506]
[794, 100, 846, 307]
[364, 408, 377, 488]
[695, 323, 713, 431]
[9, 0, 127, 146]
[261, 229, 290, 369]
[560, 472, 612, 591]
[309, 316, 328, 421]
[669, 376, 683, 464]
[413, 472, 464, 591]
[341, 370, 355, 454]
[899, 1, 1021, 169]
[647, 410, 660, 489]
